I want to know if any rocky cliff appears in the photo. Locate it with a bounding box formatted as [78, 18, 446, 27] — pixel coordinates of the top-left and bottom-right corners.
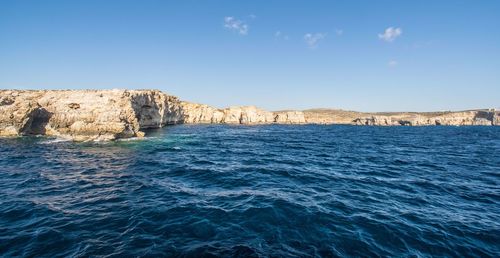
[1, 90, 498, 141]
[180, 103, 306, 124]
[0, 90, 185, 141]
[304, 109, 499, 126]
[0, 90, 305, 141]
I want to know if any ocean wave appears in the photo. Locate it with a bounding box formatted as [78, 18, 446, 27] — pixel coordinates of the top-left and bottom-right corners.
[0, 125, 499, 257]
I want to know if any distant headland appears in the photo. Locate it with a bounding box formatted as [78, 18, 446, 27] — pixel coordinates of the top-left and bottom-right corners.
[1, 89, 498, 141]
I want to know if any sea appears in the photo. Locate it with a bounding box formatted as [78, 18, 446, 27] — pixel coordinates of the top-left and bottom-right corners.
[0, 125, 499, 257]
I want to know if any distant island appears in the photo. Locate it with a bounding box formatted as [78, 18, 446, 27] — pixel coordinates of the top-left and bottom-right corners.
[1, 89, 498, 141]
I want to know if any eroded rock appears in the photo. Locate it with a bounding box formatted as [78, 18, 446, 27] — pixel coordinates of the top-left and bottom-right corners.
[0, 89, 182, 141]
[1, 89, 497, 141]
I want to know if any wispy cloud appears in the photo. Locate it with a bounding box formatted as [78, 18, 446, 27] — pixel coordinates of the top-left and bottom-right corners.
[335, 29, 343, 36]
[275, 30, 289, 40]
[378, 27, 402, 42]
[248, 14, 257, 19]
[224, 17, 249, 35]
[388, 60, 398, 67]
[304, 33, 327, 48]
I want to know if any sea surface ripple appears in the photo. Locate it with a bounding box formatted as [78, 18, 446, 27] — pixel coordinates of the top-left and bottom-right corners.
[0, 125, 499, 257]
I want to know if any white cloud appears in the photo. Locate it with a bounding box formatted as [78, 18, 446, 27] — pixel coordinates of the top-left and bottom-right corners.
[248, 14, 257, 19]
[224, 17, 249, 35]
[336, 29, 343, 36]
[304, 33, 327, 48]
[388, 60, 398, 67]
[274, 30, 290, 40]
[378, 27, 402, 42]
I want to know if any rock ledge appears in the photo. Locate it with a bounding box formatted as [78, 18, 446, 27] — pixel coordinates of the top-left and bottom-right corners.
[1, 90, 497, 141]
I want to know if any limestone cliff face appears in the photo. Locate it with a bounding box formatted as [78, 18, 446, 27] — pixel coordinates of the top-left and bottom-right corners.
[130, 90, 183, 128]
[0, 90, 183, 141]
[494, 112, 500, 125]
[180, 103, 305, 125]
[180, 102, 224, 123]
[350, 110, 499, 126]
[0, 90, 306, 141]
[0, 92, 41, 136]
[274, 111, 306, 124]
[224, 106, 274, 124]
[1, 89, 497, 141]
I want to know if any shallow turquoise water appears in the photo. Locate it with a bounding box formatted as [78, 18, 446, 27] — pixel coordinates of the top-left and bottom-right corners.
[0, 125, 499, 257]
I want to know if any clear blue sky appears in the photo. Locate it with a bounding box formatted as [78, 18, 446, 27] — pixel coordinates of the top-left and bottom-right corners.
[1, 0, 499, 111]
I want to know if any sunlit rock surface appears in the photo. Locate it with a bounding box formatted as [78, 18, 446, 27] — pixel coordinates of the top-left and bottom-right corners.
[345, 110, 499, 126]
[1, 89, 498, 141]
[0, 90, 183, 141]
[180, 103, 303, 124]
[274, 111, 307, 124]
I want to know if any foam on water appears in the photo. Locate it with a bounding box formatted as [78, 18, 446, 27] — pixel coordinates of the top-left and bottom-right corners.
[0, 125, 499, 257]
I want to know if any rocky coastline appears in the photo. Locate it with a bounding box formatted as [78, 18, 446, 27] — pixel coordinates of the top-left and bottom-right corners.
[1, 89, 498, 141]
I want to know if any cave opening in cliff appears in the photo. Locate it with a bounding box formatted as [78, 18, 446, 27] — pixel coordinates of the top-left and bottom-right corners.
[22, 108, 52, 135]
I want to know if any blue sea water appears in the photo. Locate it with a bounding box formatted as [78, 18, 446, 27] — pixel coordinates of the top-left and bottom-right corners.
[0, 125, 499, 257]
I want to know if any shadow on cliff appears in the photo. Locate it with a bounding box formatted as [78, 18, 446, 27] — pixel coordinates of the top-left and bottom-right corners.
[473, 111, 494, 124]
[130, 97, 162, 129]
[130, 94, 185, 130]
[21, 108, 53, 135]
